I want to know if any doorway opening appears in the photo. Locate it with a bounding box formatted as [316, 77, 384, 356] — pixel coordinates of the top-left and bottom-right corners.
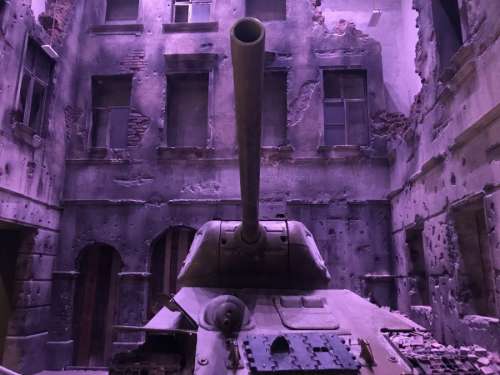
[149, 226, 196, 318]
[73, 244, 122, 367]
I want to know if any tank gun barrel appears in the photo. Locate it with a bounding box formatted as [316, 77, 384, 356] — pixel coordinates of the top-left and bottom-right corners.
[230, 18, 266, 244]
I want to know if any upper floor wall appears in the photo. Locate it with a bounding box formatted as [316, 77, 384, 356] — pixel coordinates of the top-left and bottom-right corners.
[64, 0, 419, 163]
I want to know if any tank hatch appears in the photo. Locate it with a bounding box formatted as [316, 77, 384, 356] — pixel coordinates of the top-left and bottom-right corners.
[242, 332, 361, 374]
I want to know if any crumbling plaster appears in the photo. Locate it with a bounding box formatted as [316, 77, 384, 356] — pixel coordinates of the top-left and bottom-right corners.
[1, 0, 500, 372]
[388, 0, 500, 353]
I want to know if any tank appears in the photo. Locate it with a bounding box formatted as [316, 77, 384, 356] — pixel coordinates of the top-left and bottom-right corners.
[110, 19, 492, 375]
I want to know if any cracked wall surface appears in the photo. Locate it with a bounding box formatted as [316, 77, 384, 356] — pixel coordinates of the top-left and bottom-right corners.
[1, 0, 499, 373]
[389, 0, 500, 354]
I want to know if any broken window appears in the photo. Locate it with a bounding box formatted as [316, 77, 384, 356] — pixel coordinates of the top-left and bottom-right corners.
[106, 0, 139, 22]
[91, 75, 132, 148]
[262, 70, 287, 147]
[166, 73, 209, 147]
[432, 0, 463, 73]
[246, 0, 286, 22]
[323, 70, 368, 146]
[17, 38, 54, 133]
[453, 199, 496, 317]
[172, 0, 211, 23]
[149, 227, 196, 318]
[406, 226, 430, 306]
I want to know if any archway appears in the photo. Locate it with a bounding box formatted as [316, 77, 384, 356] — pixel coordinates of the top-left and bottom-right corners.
[73, 243, 122, 367]
[149, 226, 196, 318]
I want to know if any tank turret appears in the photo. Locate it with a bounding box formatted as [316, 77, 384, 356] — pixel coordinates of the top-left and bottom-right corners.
[177, 17, 331, 289]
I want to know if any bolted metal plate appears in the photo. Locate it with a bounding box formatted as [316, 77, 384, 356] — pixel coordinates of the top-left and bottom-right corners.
[241, 332, 360, 374]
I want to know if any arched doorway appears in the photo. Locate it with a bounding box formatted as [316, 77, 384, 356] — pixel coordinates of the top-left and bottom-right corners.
[73, 244, 122, 367]
[149, 226, 196, 318]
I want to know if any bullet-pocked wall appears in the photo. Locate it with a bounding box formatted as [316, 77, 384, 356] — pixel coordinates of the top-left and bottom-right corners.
[388, 0, 500, 353]
[0, 0, 84, 373]
[49, 0, 421, 369]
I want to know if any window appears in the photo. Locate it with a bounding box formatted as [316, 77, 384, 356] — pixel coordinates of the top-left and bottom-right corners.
[106, 0, 139, 22]
[166, 73, 209, 147]
[453, 199, 496, 317]
[246, 0, 286, 22]
[406, 226, 430, 306]
[173, 0, 211, 23]
[323, 70, 368, 146]
[91, 75, 132, 149]
[1, 0, 7, 25]
[432, 0, 463, 73]
[262, 71, 287, 147]
[17, 38, 54, 134]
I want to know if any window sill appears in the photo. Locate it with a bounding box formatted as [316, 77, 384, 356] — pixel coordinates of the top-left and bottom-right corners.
[11, 122, 43, 148]
[317, 145, 368, 159]
[261, 144, 294, 154]
[88, 147, 108, 158]
[89, 23, 144, 35]
[157, 146, 215, 159]
[163, 22, 218, 33]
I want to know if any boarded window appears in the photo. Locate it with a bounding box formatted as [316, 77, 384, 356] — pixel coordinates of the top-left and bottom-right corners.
[246, 0, 286, 21]
[406, 226, 430, 306]
[106, 0, 139, 21]
[149, 227, 196, 318]
[262, 71, 287, 147]
[432, 0, 463, 73]
[91, 75, 132, 148]
[323, 70, 368, 146]
[173, 0, 211, 23]
[167, 73, 209, 147]
[17, 38, 54, 133]
[453, 200, 496, 317]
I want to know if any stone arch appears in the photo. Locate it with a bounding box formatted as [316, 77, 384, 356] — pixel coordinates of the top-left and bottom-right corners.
[73, 243, 122, 367]
[148, 226, 196, 318]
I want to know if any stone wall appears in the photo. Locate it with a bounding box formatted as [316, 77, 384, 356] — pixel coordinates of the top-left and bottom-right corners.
[389, 0, 500, 353]
[0, 0, 82, 373]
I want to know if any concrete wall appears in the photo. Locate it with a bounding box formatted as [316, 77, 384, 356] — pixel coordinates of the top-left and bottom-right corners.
[389, 0, 500, 353]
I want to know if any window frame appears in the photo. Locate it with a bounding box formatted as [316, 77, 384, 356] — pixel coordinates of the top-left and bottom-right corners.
[15, 37, 54, 136]
[262, 68, 288, 147]
[322, 69, 369, 147]
[90, 75, 133, 150]
[165, 70, 211, 148]
[105, 0, 141, 23]
[245, 0, 287, 22]
[172, 0, 212, 24]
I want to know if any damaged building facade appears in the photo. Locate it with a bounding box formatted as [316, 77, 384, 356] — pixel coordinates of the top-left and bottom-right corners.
[0, 0, 498, 373]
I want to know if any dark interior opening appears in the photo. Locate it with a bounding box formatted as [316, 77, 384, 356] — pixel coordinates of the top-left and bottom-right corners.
[245, 0, 286, 22]
[453, 200, 496, 317]
[167, 73, 209, 147]
[432, 0, 463, 75]
[233, 18, 263, 43]
[0, 227, 24, 364]
[406, 226, 430, 306]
